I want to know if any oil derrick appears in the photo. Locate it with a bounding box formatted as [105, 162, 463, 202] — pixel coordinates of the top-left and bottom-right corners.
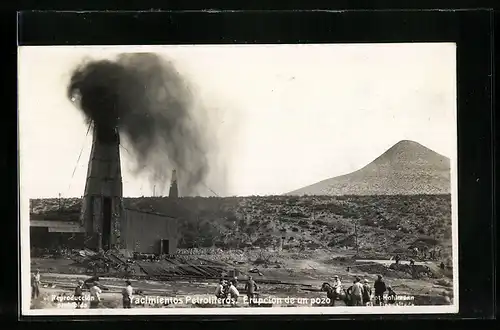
[79, 124, 123, 252]
[169, 169, 179, 198]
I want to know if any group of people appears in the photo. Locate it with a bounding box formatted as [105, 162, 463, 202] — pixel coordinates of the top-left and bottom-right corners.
[31, 271, 133, 309]
[328, 275, 397, 306]
[215, 276, 259, 306]
[73, 278, 133, 309]
[31, 267, 401, 310]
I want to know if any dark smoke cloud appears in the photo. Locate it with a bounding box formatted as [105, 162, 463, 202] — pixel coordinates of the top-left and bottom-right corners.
[67, 53, 213, 196]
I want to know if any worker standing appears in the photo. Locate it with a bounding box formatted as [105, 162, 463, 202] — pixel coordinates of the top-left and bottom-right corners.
[345, 283, 354, 306]
[89, 281, 102, 308]
[31, 269, 41, 299]
[362, 279, 372, 306]
[332, 276, 342, 294]
[74, 280, 84, 309]
[374, 275, 387, 306]
[244, 276, 258, 306]
[122, 280, 133, 308]
[351, 278, 364, 306]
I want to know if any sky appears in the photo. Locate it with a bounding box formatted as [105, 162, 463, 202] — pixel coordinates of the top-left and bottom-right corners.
[18, 43, 457, 198]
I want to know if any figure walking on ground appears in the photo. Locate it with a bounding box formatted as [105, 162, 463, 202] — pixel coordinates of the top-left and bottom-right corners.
[122, 280, 133, 308]
[351, 278, 364, 306]
[362, 279, 372, 306]
[374, 275, 387, 306]
[74, 280, 84, 309]
[31, 269, 41, 299]
[89, 281, 102, 309]
[244, 276, 258, 306]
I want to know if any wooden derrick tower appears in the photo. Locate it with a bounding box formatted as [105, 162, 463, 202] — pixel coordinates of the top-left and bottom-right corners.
[79, 124, 123, 251]
[168, 169, 179, 199]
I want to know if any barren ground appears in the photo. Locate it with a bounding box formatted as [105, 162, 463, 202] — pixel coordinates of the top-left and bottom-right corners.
[30, 248, 453, 310]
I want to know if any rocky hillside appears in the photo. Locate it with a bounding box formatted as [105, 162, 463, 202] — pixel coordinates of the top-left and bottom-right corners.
[30, 194, 452, 259]
[287, 140, 451, 196]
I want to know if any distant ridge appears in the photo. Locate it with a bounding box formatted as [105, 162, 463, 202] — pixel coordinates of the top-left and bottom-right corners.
[287, 140, 451, 196]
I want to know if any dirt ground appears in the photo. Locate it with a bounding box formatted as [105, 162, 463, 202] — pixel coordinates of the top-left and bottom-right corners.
[29, 248, 454, 309]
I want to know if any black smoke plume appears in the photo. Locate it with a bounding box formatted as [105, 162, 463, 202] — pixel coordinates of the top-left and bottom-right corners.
[67, 53, 211, 196]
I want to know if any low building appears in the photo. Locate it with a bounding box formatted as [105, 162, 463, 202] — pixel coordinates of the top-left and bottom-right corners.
[121, 208, 178, 255]
[30, 207, 178, 255]
[30, 218, 85, 249]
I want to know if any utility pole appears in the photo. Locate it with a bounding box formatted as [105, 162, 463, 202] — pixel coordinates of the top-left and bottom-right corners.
[235, 220, 239, 250]
[58, 193, 62, 211]
[153, 185, 156, 197]
[354, 219, 359, 256]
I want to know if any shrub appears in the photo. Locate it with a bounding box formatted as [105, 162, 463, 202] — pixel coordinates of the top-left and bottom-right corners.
[298, 220, 309, 227]
[252, 235, 274, 247]
[314, 220, 327, 226]
[307, 242, 321, 249]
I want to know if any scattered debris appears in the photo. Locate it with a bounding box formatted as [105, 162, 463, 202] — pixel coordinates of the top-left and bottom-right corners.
[249, 268, 264, 276]
[435, 278, 453, 288]
[389, 263, 437, 279]
[69, 250, 135, 275]
[233, 260, 246, 265]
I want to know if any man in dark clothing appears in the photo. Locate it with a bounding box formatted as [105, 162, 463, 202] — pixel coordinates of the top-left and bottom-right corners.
[373, 275, 387, 306]
[244, 276, 258, 306]
[74, 280, 84, 309]
[345, 283, 354, 306]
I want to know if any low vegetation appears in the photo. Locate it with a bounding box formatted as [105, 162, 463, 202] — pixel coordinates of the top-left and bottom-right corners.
[30, 194, 452, 260]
